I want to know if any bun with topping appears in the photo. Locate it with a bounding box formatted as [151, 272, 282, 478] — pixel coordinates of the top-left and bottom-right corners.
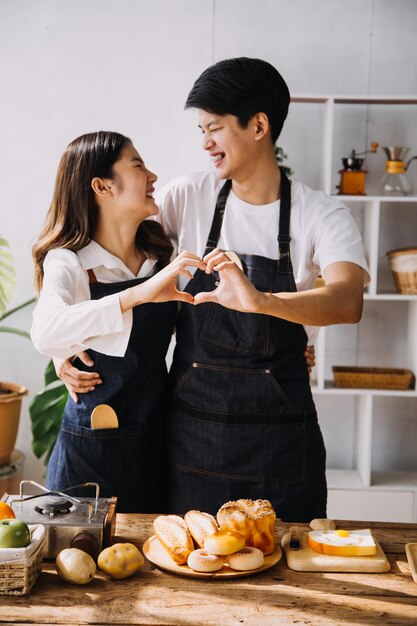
[216, 499, 276, 555]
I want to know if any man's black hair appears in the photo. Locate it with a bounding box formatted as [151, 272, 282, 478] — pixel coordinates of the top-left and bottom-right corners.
[185, 57, 290, 144]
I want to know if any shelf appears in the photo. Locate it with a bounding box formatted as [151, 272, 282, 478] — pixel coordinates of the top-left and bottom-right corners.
[294, 93, 417, 520]
[372, 472, 417, 490]
[332, 194, 417, 203]
[327, 469, 417, 491]
[327, 469, 367, 489]
[312, 382, 417, 397]
[292, 95, 417, 105]
[365, 293, 417, 301]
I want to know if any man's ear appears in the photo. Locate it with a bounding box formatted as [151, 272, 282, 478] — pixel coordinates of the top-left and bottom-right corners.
[253, 112, 270, 141]
[91, 177, 112, 197]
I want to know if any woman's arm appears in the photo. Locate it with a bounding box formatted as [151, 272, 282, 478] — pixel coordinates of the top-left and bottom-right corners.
[31, 250, 131, 359]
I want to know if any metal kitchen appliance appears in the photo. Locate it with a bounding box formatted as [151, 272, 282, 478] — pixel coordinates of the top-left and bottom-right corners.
[380, 146, 417, 195]
[336, 142, 379, 195]
[1, 480, 117, 559]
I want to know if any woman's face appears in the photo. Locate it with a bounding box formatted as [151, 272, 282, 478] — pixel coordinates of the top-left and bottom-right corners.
[108, 143, 158, 219]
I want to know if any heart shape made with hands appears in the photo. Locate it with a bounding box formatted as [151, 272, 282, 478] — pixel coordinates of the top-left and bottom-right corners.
[223, 251, 244, 271]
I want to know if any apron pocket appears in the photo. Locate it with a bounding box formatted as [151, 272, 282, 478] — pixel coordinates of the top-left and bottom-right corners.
[200, 304, 270, 355]
[46, 419, 160, 509]
[169, 409, 306, 483]
[173, 362, 297, 415]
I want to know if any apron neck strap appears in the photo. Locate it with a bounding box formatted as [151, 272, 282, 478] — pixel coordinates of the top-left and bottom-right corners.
[206, 179, 232, 250]
[204, 169, 292, 263]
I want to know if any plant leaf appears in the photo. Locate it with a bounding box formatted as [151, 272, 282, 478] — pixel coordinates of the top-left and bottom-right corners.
[29, 376, 68, 465]
[0, 326, 31, 338]
[0, 238, 16, 314]
[0, 297, 36, 321]
[44, 358, 59, 386]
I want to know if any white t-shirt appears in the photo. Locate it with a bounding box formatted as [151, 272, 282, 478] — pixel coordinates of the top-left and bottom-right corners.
[31, 240, 156, 359]
[156, 170, 370, 343]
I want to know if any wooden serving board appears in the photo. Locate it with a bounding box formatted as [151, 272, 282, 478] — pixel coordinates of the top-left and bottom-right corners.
[143, 535, 282, 579]
[282, 530, 390, 573]
[405, 543, 417, 583]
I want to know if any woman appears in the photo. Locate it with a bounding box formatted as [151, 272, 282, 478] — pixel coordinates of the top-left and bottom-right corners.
[31, 131, 204, 512]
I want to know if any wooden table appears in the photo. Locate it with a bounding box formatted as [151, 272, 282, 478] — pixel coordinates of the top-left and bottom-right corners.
[1, 515, 416, 625]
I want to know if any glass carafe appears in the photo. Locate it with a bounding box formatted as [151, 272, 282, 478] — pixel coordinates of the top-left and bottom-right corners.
[380, 147, 415, 195]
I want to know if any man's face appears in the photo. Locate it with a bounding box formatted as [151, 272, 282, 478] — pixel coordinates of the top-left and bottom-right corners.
[198, 110, 257, 182]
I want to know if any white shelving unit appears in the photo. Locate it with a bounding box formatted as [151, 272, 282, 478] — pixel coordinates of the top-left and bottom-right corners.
[291, 95, 417, 522]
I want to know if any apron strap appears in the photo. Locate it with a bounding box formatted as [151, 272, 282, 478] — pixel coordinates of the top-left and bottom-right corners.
[277, 169, 292, 273]
[87, 268, 97, 284]
[206, 179, 232, 250]
[204, 169, 292, 273]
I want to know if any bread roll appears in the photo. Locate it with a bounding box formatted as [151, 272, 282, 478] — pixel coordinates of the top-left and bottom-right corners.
[217, 499, 276, 555]
[153, 515, 194, 565]
[184, 510, 218, 548]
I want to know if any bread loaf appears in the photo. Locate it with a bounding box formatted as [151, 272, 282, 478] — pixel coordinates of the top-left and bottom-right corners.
[153, 515, 194, 565]
[217, 499, 276, 555]
[184, 510, 218, 548]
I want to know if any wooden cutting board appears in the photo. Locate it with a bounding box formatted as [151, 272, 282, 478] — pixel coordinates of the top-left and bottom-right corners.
[282, 530, 390, 572]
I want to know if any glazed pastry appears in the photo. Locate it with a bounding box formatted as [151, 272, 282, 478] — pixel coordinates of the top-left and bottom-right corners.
[217, 499, 276, 555]
[204, 529, 245, 555]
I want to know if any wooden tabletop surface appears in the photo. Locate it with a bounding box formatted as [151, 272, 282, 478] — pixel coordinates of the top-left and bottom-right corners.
[1, 514, 416, 626]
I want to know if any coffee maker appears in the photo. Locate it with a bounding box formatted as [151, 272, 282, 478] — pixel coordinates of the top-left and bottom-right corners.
[380, 146, 417, 195]
[336, 142, 379, 195]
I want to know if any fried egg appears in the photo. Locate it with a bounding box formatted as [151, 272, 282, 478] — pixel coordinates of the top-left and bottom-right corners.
[313, 530, 360, 546]
[308, 528, 376, 556]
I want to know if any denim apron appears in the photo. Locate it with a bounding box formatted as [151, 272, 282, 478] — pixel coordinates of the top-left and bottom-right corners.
[46, 269, 177, 513]
[167, 170, 327, 522]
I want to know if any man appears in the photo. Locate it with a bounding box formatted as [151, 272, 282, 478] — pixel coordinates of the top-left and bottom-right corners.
[57, 58, 369, 521]
[155, 57, 369, 521]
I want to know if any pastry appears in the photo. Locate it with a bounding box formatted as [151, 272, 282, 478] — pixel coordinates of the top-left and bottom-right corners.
[187, 549, 224, 573]
[217, 498, 276, 555]
[227, 547, 264, 571]
[204, 529, 245, 555]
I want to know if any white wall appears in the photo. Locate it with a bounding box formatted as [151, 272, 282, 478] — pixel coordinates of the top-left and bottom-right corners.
[1, 0, 416, 484]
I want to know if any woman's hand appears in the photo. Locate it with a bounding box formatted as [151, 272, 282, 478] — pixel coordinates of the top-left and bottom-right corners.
[120, 251, 206, 311]
[304, 345, 316, 374]
[193, 249, 266, 312]
[53, 353, 102, 403]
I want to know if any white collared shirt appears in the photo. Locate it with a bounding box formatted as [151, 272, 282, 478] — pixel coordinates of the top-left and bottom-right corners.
[31, 240, 156, 359]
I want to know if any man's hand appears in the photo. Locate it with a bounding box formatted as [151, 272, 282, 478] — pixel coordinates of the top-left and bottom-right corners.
[53, 352, 102, 403]
[193, 249, 265, 312]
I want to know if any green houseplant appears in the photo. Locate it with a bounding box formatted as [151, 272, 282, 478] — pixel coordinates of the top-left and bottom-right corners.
[0, 236, 67, 467]
[29, 360, 68, 466]
[0, 237, 33, 465]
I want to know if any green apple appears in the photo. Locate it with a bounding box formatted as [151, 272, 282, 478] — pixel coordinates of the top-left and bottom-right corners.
[0, 518, 31, 548]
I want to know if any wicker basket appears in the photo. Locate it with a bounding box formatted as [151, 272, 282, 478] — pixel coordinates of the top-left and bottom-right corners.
[0, 524, 45, 595]
[387, 247, 417, 294]
[332, 366, 415, 390]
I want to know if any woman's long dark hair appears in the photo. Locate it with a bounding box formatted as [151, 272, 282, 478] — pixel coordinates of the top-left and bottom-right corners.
[33, 131, 173, 293]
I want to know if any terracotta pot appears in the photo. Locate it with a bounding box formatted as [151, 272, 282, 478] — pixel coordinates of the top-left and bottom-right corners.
[0, 381, 28, 466]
